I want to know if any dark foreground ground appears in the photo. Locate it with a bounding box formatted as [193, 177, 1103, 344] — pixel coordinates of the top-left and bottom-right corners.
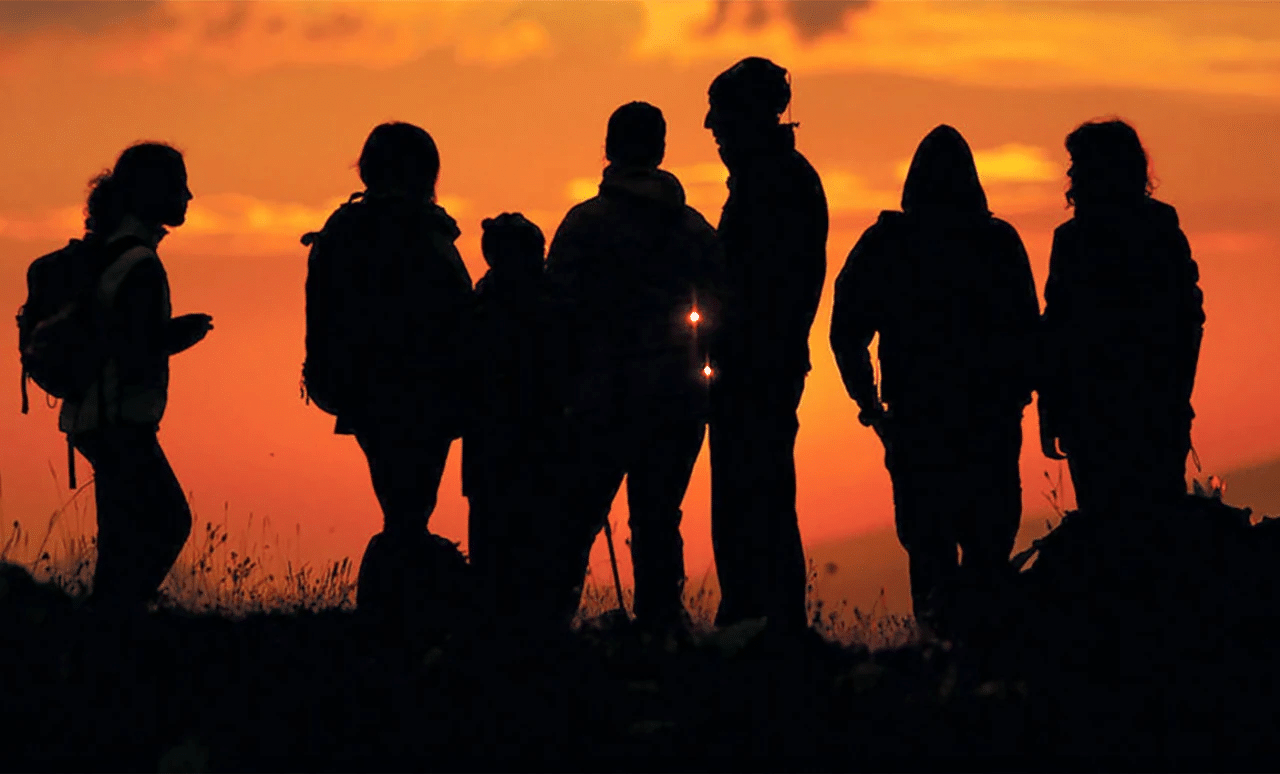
[3, 494, 1280, 772]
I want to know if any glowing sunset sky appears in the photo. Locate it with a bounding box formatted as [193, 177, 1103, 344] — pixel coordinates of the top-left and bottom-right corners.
[1, 1, 1278, 601]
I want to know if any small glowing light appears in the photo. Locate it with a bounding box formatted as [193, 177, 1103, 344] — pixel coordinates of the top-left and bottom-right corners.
[703, 364, 713, 378]
[689, 310, 700, 323]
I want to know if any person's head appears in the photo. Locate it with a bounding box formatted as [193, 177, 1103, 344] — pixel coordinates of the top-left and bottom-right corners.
[481, 212, 545, 277]
[704, 57, 791, 150]
[901, 125, 990, 219]
[605, 102, 666, 168]
[358, 122, 440, 201]
[84, 142, 190, 238]
[1064, 118, 1153, 211]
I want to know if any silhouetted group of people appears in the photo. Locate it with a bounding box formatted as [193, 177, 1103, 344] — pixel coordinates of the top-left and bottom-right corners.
[19, 56, 1204, 642]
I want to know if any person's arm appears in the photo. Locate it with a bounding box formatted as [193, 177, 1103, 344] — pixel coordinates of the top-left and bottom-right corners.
[830, 224, 883, 420]
[111, 257, 170, 382]
[761, 169, 828, 369]
[1038, 226, 1071, 459]
[544, 206, 594, 387]
[688, 210, 725, 369]
[1172, 228, 1206, 407]
[995, 222, 1041, 407]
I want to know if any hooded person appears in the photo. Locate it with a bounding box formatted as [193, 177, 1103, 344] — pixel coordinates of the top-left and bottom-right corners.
[301, 122, 474, 624]
[703, 57, 828, 633]
[1039, 119, 1205, 514]
[830, 125, 1040, 637]
[544, 101, 723, 634]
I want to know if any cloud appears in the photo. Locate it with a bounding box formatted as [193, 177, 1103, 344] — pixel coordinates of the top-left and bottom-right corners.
[1, 2, 553, 77]
[633, 1, 1280, 100]
[894, 143, 1061, 184]
[0, 192, 472, 253]
[0, 1, 163, 36]
[823, 171, 897, 214]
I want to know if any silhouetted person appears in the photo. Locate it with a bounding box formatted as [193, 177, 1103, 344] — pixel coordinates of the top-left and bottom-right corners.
[301, 122, 473, 615]
[461, 213, 566, 623]
[1039, 119, 1205, 514]
[545, 102, 722, 634]
[830, 125, 1039, 635]
[19, 143, 212, 611]
[704, 57, 827, 632]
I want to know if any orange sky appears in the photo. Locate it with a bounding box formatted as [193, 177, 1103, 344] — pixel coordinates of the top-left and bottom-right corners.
[2, 1, 1279, 603]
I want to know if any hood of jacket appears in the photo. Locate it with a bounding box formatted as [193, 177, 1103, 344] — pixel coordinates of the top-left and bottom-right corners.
[598, 165, 687, 210]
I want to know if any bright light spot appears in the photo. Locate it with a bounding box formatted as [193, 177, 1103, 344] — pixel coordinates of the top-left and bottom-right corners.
[689, 310, 700, 323]
[703, 364, 713, 378]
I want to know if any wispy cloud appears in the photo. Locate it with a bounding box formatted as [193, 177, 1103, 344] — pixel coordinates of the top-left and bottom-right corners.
[894, 143, 1061, 185]
[633, 1, 1280, 100]
[1, 2, 554, 78]
[0, 192, 472, 253]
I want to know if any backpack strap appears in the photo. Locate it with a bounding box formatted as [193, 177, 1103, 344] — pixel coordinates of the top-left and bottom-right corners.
[97, 243, 156, 307]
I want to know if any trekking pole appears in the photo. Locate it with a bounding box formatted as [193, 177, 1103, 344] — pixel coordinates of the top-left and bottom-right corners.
[602, 518, 629, 620]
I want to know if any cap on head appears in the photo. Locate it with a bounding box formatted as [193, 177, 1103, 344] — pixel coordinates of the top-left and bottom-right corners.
[605, 101, 666, 168]
[708, 57, 791, 118]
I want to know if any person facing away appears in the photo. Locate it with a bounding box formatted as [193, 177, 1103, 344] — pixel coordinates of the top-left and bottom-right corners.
[1039, 119, 1205, 514]
[545, 101, 722, 634]
[703, 57, 828, 633]
[301, 122, 474, 612]
[830, 125, 1039, 636]
[460, 212, 567, 623]
[51, 143, 211, 611]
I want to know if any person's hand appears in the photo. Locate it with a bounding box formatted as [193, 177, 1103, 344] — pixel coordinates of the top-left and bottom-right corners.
[1040, 424, 1066, 460]
[170, 313, 213, 352]
[858, 403, 888, 439]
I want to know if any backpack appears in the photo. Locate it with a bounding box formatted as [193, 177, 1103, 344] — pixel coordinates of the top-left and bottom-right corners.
[300, 193, 363, 417]
[16, 235, 149, 487]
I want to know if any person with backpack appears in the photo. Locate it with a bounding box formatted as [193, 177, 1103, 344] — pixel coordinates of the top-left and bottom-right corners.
[703, 58, 828, 634]
[1039, 119, 1205, 514]
[545, 101, 722, 636]
[829, 125, 1040, 637]
[17, 142, 212, 611]
[301, 122, 474, 621]
[459, 212, 567, 627]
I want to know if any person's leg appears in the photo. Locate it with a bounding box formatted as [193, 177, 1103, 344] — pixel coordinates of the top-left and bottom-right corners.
[710, 377, 807, 630]
[80, 426, 191, 609]
[355, 425, 453, 536]
[709, 379, 757, 626]
[886, 420, 958, 633]
[958, 416, 1023, 581]
[543, 417, 626, 625]
[625, 413, 705, 628]
[755, 377, 808, 631]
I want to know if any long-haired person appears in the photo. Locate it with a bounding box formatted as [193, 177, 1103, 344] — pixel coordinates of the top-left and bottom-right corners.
[830, 125, 1039, 636]
[1039, 119, 1205, 513]
[20, 142, 212, 611]
[302, 122, 473, 613]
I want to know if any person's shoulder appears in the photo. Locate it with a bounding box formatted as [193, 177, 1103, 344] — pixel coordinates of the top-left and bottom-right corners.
[557, 196, 608, 232]
[987, 216, 1025, 242]
[1052, 216, 1078, 240]
[1144, 197, 1181, 229]
[680, 204, 716, 235]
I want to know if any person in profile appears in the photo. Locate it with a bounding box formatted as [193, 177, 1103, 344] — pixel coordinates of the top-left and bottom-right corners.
[460, 212, 564, 625]
[301, 122, 473, 619]
[545, 101, 721, 637]
[18, 142, 212, 612]
[830, 125, 1040, 637]
[1039, 119, 1205, 514]
[703, 57, 827, 633]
